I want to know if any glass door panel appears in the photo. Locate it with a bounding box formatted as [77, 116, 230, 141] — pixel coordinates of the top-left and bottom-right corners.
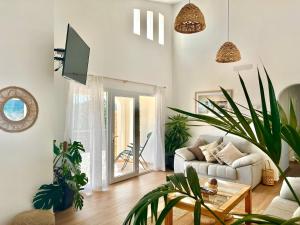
[109, 92, 139, 183]
[113, 96, 134, 177]
[139, 96, 155, 173]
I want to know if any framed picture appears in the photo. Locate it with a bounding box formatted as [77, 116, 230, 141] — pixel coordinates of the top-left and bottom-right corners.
[195, 90, 233, 114]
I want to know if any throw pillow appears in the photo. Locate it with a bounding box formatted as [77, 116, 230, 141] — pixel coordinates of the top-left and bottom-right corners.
[188, 137, 207, 160]
[280, 177, 300, 202]
[209, 143, 226, 164]
[188, 146, 205, 161]
[216, 142, 245, 166]
[200, 138, 223, 163]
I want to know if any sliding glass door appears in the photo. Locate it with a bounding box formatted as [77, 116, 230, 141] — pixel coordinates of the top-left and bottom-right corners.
[108, 90, 140, 183]
[107, 90, 155, 183]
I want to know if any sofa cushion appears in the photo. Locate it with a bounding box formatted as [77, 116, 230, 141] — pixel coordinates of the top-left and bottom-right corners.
[188, 137, 207, 160]
[292, 207, 300, 224]
[280, 177, 300, 202]
[223, 135, 252, 153]
[176, 148, 195, 161]
[264, 196, 298, 220]
[188, 147, 205, 161]
[216, 142, 245, 166]
[293, 207, 300, 218]
[207, 164, 237, 180]
[231, 153, 262, 169]
[184, 161, 213, 176]
[208, 143, 226, 164]
[201, 138, 223, 163]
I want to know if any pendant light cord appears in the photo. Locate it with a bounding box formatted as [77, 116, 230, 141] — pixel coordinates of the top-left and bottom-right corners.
[227, 0, 230, 41]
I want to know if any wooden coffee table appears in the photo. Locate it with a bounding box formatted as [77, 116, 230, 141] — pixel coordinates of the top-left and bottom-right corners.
[165, 178, 252, 225]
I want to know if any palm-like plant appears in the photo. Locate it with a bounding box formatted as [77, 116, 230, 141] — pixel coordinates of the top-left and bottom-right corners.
[123, 166, 300, 225]
[123, 67, 300, 225]
[170, 67, 300, 205]
[165, 114, 191, 155]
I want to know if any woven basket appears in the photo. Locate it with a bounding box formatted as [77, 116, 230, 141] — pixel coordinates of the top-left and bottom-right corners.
[262, 160, 275, 186]
[174, 3, 206, 34]
[11, 210, 55, 225]
[216, 41, 241, 63]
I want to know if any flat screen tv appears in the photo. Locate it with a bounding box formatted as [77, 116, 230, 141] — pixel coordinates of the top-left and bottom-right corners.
[62, 24, 90, 85]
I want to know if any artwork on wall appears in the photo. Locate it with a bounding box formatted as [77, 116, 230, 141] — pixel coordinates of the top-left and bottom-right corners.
[195, 90, 233, 114]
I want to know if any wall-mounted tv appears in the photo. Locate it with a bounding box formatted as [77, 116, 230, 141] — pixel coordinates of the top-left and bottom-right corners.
[62, 24, 90, 85]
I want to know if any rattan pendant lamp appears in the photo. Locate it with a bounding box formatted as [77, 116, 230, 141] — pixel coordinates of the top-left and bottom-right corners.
[216, 0, 241, 63]
[174, 0, 206, 34]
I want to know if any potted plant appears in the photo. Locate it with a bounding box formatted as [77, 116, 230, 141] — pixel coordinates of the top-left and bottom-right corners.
[33, 140, 88, 211]
[165, 114, 191, 170]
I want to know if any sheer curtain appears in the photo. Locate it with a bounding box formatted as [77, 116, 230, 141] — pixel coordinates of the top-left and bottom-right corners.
[152, 86, 166, 171]
[64, 76, 108, 192]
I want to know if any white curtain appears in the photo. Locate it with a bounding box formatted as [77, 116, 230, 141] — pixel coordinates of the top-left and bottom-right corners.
[65, 76, 108, 192]
[152, 87, 166, 171]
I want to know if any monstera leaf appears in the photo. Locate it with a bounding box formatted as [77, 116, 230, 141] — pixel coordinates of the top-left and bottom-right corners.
[74, 192, 84, 211]
[33, 184, 64, 210]
[68, 141, 85, 164]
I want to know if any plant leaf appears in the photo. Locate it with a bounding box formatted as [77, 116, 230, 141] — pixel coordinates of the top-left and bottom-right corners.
[186, 166, 201, 199]
[289, 99, 298, 129]
[33, 184, 64, 210]
[278, 103, 289, 125]
[194, 200, 201, 225]
[156, 196, 186, 225]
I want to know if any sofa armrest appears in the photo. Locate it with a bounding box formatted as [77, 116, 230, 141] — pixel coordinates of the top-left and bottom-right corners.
[175, 147, 195, 161]
[231, 153, 263, 169]
[280, 177, 300, 201]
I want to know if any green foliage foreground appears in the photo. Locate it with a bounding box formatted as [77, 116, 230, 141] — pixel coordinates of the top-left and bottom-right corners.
[124, 67, 300, 224]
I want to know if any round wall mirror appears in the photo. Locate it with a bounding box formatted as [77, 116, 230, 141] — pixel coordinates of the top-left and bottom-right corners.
[0, 87, 38, 132]
[3, 98, 28, 121]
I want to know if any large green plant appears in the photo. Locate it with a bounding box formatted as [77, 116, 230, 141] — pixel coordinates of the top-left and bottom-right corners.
[123, 68, 300, 224]
[170, 67, 300, 205]
[123, 166, 300, 225]
[33, 141, 88, 211]
[165, 114, 191, 155]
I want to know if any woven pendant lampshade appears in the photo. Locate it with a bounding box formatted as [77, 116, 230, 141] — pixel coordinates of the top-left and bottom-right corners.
[216, 41, 241, 63]
[174, 3, 206, 34]
[216, 0, 241, 63]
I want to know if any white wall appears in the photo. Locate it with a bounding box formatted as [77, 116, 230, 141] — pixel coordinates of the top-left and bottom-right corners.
[0, 1, 54, 224]
[54, 0, 173, 104]
[173, 0, 300, 133]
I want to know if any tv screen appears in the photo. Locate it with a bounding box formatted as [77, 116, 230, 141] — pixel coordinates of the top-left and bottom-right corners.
[62, 24, 90, 85]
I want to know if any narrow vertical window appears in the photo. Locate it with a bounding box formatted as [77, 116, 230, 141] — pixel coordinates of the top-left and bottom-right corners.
[147, 11, 154, 40]
[133, 9, 140, 35]
[158, 13, 165, 45]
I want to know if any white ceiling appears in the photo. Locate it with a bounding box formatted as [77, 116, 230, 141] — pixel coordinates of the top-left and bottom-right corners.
[148, 0, 182, 4]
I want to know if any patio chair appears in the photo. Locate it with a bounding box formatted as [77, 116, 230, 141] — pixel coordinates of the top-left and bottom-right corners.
[115, 132, 152, 171]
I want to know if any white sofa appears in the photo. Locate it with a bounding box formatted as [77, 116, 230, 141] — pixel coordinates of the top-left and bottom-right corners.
[264, 177, 300, 220]
[174, 135, 265, 188]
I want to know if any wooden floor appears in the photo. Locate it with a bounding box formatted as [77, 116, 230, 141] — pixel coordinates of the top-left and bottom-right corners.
[55, 163, 300, 225]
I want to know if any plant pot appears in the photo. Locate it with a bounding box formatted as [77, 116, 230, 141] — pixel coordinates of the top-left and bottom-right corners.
[165, 154, 174, 170]
[54, 184, 74, 212]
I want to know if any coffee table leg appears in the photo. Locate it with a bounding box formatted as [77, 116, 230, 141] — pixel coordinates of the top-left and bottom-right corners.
[165, 208, 173, 225]
[245, 189, 252, 225]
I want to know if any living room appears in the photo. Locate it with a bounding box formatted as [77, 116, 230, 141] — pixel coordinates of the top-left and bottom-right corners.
[1, 0, 300, 224]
